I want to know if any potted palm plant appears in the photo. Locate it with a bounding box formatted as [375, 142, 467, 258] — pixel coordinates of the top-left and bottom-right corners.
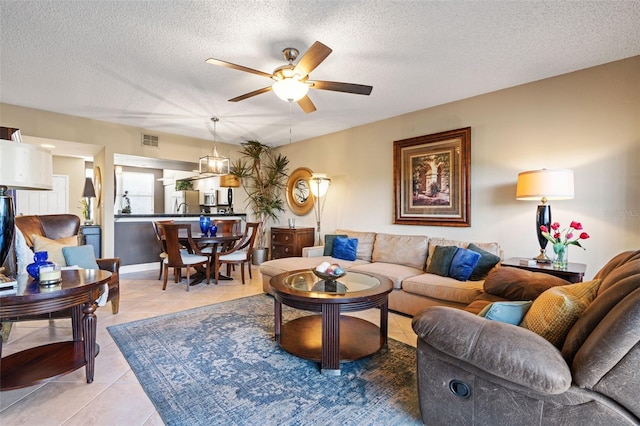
[230, 140, 289, 264]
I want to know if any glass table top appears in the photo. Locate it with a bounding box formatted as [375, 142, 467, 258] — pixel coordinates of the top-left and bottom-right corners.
[281, 270, 380, 295]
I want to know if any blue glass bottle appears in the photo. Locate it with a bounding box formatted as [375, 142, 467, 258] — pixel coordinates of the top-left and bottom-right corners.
[209, 223, 218, 237]
[199, 215, 211, 236]
[26, 251, 55, 280]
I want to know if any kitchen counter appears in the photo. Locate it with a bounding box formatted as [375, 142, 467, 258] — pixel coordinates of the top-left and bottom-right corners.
[114, 213, 246, 266]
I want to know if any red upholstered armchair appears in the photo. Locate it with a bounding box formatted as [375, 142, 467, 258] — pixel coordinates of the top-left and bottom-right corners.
[1, 214, 120, 341]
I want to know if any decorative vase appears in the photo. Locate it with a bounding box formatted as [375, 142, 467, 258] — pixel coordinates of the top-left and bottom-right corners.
[199, 215, 211, 236]
[553, 243, 568, 270]
[26, 251, 55, 280]
[209, 223, 218, 237]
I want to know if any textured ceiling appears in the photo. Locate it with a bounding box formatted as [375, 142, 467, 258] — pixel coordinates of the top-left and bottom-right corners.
[1, 1, 639, 147]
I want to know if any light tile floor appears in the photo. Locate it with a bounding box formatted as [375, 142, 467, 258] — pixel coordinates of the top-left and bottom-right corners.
[0, 268, 417, 425]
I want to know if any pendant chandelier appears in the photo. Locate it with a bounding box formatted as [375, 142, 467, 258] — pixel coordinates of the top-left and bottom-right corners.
[199, 117, 229, 175]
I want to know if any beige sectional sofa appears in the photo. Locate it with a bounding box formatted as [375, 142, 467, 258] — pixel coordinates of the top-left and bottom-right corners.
[260, 229, 501, 316]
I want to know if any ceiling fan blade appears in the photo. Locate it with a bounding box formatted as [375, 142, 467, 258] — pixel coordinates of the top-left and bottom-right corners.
[229, 86, 273, 102]
[297, 95, 316, 113]
[311, 80, 373, 95]
[293, 41, 332, 77]
[205, 58, 272, 79]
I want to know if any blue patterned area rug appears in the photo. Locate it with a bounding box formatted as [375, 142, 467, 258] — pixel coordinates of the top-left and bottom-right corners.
[107, 294, 420, 426]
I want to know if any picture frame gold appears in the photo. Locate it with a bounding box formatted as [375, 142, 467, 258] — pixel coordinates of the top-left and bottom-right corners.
[393, 127, 471, 227]
[286, 167, 313, 216]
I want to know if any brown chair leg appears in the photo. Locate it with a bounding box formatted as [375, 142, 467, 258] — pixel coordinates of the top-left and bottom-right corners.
[248, 262, 252, 279]
[111, 295, 120, 314]
[162, 265, 169, 290]
[240, 262, 245, 284]
[158, 261, 163, 280]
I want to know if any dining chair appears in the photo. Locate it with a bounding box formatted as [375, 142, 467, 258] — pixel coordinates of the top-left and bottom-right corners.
[159, 223, 211, 291]
[213, 219, 242, 235]
[214, 222, 259, 284]
[152, 220, 174, 280]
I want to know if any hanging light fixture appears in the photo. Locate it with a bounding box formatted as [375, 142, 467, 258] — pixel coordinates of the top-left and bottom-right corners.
[272, 77, 309, 102]
[199, 117, 230, 175]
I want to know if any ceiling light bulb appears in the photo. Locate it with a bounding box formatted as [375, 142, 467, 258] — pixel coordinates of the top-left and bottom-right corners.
[272, 78, 309, 102]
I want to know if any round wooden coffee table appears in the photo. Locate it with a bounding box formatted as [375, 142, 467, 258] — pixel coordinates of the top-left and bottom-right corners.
[270, 269, 393, 375]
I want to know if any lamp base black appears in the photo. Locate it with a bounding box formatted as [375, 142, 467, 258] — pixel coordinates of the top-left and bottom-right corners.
[534, 204, 552, 264]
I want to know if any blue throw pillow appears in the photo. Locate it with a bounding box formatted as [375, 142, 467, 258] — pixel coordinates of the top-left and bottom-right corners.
[324, 234, 348, 256]
[62, 245, 100, 269]
[332, 237, 358, 261]
[478, 301, 533, 325]
[448, 248, 481, 281]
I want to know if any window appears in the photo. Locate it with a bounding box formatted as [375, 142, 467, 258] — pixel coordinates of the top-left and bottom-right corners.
[115, 171, 154, 214]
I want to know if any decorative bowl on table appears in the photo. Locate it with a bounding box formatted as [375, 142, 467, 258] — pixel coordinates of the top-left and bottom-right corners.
[312, 262, 346, 282]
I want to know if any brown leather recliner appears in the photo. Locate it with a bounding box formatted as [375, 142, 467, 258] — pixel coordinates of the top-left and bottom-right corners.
[2, 214, 120, 340]
[412, 250, 640, 425]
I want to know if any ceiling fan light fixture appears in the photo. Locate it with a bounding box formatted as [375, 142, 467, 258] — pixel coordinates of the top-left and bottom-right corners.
[272, 78, 309, 102]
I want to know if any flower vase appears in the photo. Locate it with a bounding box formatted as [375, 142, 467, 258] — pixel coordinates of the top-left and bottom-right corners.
[209, 223, 218, 237]
[199, 215, 211, 236]
[26, 251, 55, 279]
[553, 243, 568, 270]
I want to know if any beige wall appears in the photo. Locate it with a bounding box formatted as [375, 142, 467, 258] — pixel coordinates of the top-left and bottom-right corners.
[278, 56, 640, 279]
[2, 56, 638, 277]
[51, 156, 86, 218]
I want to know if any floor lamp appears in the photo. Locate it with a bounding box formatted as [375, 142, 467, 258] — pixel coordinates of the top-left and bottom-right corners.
[516, 169, 574, 263]
[309, 173, 331, 245]
[0, 137, 53, 280]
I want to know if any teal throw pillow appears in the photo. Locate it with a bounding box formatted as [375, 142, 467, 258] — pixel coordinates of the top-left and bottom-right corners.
[426, 246, 459, 277]
[478, 301, 533, 325]
[448, 248, 481, 281]
[62, 245, 100, 269]
[332, 237, 358, 261]
[324, 234, 348, 256]
[467, 243, 501, 281]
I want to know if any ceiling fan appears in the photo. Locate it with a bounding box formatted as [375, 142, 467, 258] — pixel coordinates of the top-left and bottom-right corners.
[205, 41, 373, 113]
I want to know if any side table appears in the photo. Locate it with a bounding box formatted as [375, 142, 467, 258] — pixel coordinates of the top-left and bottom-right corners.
[0, 269, 112, 390]
[501, 257, 586, 283]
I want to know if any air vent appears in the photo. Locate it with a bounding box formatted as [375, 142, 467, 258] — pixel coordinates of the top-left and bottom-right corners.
[142, 133, 159, 147]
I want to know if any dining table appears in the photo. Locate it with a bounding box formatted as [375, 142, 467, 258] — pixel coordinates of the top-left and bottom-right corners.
[177, 231, 243, 285]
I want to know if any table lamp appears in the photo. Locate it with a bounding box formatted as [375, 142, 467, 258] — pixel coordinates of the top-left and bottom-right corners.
[219, 174, 241, 213]
[309, 173, 331, 245]
[516, 169, 574, 263]
[82, 177, 97, 225]
[0, 134, 53, 279]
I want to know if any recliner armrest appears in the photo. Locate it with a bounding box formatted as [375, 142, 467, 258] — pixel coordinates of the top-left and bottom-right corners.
[412, 306, 572, 394]
[96, 257, 120, 274]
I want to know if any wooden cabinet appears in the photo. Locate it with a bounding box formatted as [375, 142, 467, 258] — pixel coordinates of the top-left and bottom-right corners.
[271, 227, 315, 259]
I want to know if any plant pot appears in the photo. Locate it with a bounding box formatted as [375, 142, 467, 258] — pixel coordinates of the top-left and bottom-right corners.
[252, 247, 269, 265]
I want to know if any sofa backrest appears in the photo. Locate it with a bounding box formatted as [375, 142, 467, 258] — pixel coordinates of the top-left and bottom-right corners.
[334, 229, 376, 262]
[562, 250, 640, 365]
[15, 214, 80, 248]
[426, 237, 501, 270]
[371, 233, 429, 270]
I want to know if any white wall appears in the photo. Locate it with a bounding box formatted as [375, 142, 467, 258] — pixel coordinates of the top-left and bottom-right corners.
[277, 57, 640, 279]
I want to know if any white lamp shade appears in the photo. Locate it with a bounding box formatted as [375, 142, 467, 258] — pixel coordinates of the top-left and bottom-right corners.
[272, 78, 309, 102]
[516, 169, 574, 201]
[309, 173, 331, 197]
[0, 139, 53, 190]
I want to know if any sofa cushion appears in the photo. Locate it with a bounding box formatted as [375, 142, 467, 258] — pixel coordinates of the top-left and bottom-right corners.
[350, 262, 424, 290]
[62, 245, 100, 269]
[371, 233, 429, 270]
[521, 279, 602, 347]
[323, 234, 347, 256]
[484, 266, 571, 301]
[426, 245, 458, 276]
[32, 234, 79, 266]
[467, 243, 501, 280]
[478, 300, 533, 325]
[402, 273, 484, 305]
[426, 238, 500, 271]
[448, 248, 481, 281]
[14, 227, 34, 276]
[332, 237, 358, 261]
[335, 229, 376, 262]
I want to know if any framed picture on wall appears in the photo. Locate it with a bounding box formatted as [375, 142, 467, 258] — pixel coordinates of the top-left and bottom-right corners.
[393, 127, 471, 227]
